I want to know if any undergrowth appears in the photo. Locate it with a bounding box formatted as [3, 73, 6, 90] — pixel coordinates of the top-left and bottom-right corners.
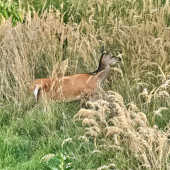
[0, 0, 170, 169]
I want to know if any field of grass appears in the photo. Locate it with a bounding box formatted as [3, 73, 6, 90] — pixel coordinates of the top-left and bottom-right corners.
[0, 0, 170, 169]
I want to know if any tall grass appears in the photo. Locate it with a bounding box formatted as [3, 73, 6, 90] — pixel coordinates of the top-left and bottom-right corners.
[0, 0, 170, 169]
[74, 92, 170, 169]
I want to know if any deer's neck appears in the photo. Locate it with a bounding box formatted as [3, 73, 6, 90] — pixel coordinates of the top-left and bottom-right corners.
[93, 57, 110, 84]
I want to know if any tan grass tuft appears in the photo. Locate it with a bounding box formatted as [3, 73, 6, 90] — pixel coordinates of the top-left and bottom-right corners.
[154, 107, 168, 117]
[41, 153, 55, 162]
[74, 91, 170, 169]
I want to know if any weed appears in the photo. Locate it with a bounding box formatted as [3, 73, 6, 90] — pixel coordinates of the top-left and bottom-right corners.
[41, 152, 73, 170]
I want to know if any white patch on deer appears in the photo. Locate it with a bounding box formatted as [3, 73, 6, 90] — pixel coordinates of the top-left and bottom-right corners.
[33, 86, 38, 102]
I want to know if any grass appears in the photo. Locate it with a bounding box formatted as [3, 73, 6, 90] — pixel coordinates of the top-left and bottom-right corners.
[0, 102, 84, 169]
[1, 101, 136, 169]
[0, 0, 170, 169]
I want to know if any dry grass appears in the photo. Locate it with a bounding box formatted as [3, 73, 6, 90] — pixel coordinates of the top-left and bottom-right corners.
[74, 91, 170, 169]
[1, 0, 170, 109]
[1, 0, 170, 168]
[0, 5, 102, 104]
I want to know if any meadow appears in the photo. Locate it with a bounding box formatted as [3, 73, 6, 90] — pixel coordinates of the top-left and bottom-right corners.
[0, 0, 170, 169]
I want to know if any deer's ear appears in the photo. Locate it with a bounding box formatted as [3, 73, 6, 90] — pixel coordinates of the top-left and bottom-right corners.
[101, 46, 104, 53]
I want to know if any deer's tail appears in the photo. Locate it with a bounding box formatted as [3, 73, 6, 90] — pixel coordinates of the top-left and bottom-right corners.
[32, 85, 41, 102]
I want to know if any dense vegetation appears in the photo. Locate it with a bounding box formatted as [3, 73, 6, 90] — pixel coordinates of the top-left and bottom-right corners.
[0, 0, 170, 169]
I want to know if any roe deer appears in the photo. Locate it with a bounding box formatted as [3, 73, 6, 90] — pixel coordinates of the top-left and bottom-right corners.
[31, 48, 121, 103]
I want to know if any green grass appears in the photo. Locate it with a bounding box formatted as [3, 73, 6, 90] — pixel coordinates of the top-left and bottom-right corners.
[0, 101, 141, 169]
[13, 0, 72, 23]
[1, 0, 170, 169]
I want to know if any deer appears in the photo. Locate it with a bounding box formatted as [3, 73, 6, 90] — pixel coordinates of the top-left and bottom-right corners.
[30, 47, 121, 103]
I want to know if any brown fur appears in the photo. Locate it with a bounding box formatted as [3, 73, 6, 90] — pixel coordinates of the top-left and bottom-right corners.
[31, 51, 121, 103]
[31, 74, 98, 102]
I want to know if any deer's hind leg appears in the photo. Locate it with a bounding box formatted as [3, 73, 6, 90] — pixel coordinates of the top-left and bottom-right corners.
[79, 89, 94, 107]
